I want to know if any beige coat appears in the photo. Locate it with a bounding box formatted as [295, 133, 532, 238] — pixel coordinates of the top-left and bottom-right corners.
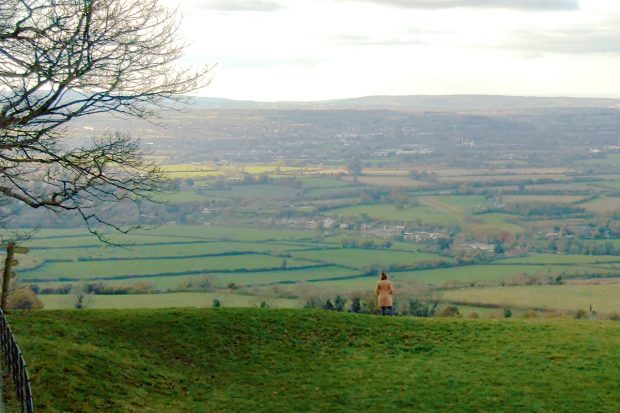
[375, 279, 393, 307]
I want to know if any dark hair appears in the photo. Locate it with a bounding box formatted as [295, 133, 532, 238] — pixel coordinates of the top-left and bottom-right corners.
[380, 272, 388, 280]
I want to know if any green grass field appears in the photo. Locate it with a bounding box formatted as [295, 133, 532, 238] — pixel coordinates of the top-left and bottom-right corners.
[289, 248, 451, 269]
[298, 177, 352, 188]
[8, 309, 620, 412]
[21, 255, 314, 281]
[426, 195, 486, 211]
[327, 204, 462, 225]
[34, 266, 360, 291]
[470, 213, 524, 233]
[29, 241, 314, 262]
[498, 254, 620, 265]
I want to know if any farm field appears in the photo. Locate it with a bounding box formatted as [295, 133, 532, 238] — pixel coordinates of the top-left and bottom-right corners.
[502, 195, 585, 203]
[327, 204, 462, 225]
[310, 264, 611, 292]
[7, 156, 620, 316]
[593, 180, 620, 190]
[8, 221, 620, 315]
[522, 183, 597, 191]
[160, 163, 317, 179]
[297, 177, 352, 188]
[9, 309, 620, 412]
[39, 292, 301, 309]
[470, 213, 525, 233]
[581, 197, 620, 213]
[206, 184, 301, 202]
[498, 254, 620, 265]
[438, 174, 571, 184]
[21, 254, 315, 281]
[425, 195, 486, 210]
[577, 153, 620, 167]
[288, 248, 451, 269]
[28, 241, 313, 262]
[34, 266, 360, 291]
[442, 285, 620, 314]
[341, 176, 429, 188]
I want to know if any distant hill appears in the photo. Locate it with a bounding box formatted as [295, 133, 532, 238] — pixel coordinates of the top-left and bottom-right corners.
[10, 308, 620, 412]
[190, 95, 620, 111]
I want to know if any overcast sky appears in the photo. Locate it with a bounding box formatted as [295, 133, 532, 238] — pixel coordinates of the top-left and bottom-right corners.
[164, 0, 620, 101]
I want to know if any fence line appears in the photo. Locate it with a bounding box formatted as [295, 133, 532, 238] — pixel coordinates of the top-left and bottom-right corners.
[0, 310, 34, 413]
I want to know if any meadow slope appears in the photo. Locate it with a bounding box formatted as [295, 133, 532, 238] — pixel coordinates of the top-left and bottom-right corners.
[8, 309, 620, 413]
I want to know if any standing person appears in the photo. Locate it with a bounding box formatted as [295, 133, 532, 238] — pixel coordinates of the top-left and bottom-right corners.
[375, 272, 394, 316]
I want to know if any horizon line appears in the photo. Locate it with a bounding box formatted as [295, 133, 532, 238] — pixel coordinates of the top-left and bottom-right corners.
[189, 93, 620, 103]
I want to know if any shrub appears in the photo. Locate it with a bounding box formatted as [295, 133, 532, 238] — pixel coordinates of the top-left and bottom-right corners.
[608, 312, 620, 321]
[467, 311, 480, 318]
[575, 309, 588, 319]
[334, 295, 346, 312]
[40, 284, 72, 295]
[349, 297, 362, 313]
[323, 299, 335, 311]
[361, 295, 379, 314]
[304, 296, 323, 309]
[212, 299, 222, 308]
[438, 305, 460, 317]
[74, 292, 86, 310]
[503, 308, 512, 318]
[260, 301, 270, 309]
[7, 287, 43, 310]
[177, 277, 217, 293]
[523, 310, 539, 319]
[408, 298, 438, 317]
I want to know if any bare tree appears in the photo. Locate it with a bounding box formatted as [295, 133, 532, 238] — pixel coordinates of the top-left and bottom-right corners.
[0, 0, 209, 237]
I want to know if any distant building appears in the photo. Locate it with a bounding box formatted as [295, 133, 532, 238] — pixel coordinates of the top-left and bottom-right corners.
[462, 242, 494, 252]
[323, 218, 337, 229]
[404, 231, 446, 242]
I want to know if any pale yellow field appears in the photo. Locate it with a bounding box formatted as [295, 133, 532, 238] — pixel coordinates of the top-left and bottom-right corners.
[342, 176, 428, 187]
[502, 195, 584, 204]
[40, 292, 302, 309]
[362, 169, 410, 176]
[161, 163, 223, 178]
[439, 174, 570, 183]
[519, 183, 596, 191]
[364, 167, 571, 177]
[242, 165, 312, 174]
[442, 285, 620, 314]
[581, 197, 620, 214]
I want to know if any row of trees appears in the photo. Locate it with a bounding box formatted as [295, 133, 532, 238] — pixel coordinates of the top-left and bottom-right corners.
[304, 294, 444, 317]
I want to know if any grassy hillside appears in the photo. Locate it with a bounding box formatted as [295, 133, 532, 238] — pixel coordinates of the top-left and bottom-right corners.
[8, 309, 620, 413]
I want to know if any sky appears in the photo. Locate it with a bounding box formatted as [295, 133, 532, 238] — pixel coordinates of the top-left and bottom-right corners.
[164, 0, 620, 101]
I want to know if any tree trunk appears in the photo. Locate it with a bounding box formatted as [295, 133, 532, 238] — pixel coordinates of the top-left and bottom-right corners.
[1, 242, 15, 312]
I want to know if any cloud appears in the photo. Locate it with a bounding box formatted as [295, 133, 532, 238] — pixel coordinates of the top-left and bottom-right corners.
[221, 56, 323, 69]
[193, 0, 284, 12]
[509, 22, 620, 54]
[332, 34, 422, 46]
[347, 0, 580, 11]
[332, 28, 449, 47]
